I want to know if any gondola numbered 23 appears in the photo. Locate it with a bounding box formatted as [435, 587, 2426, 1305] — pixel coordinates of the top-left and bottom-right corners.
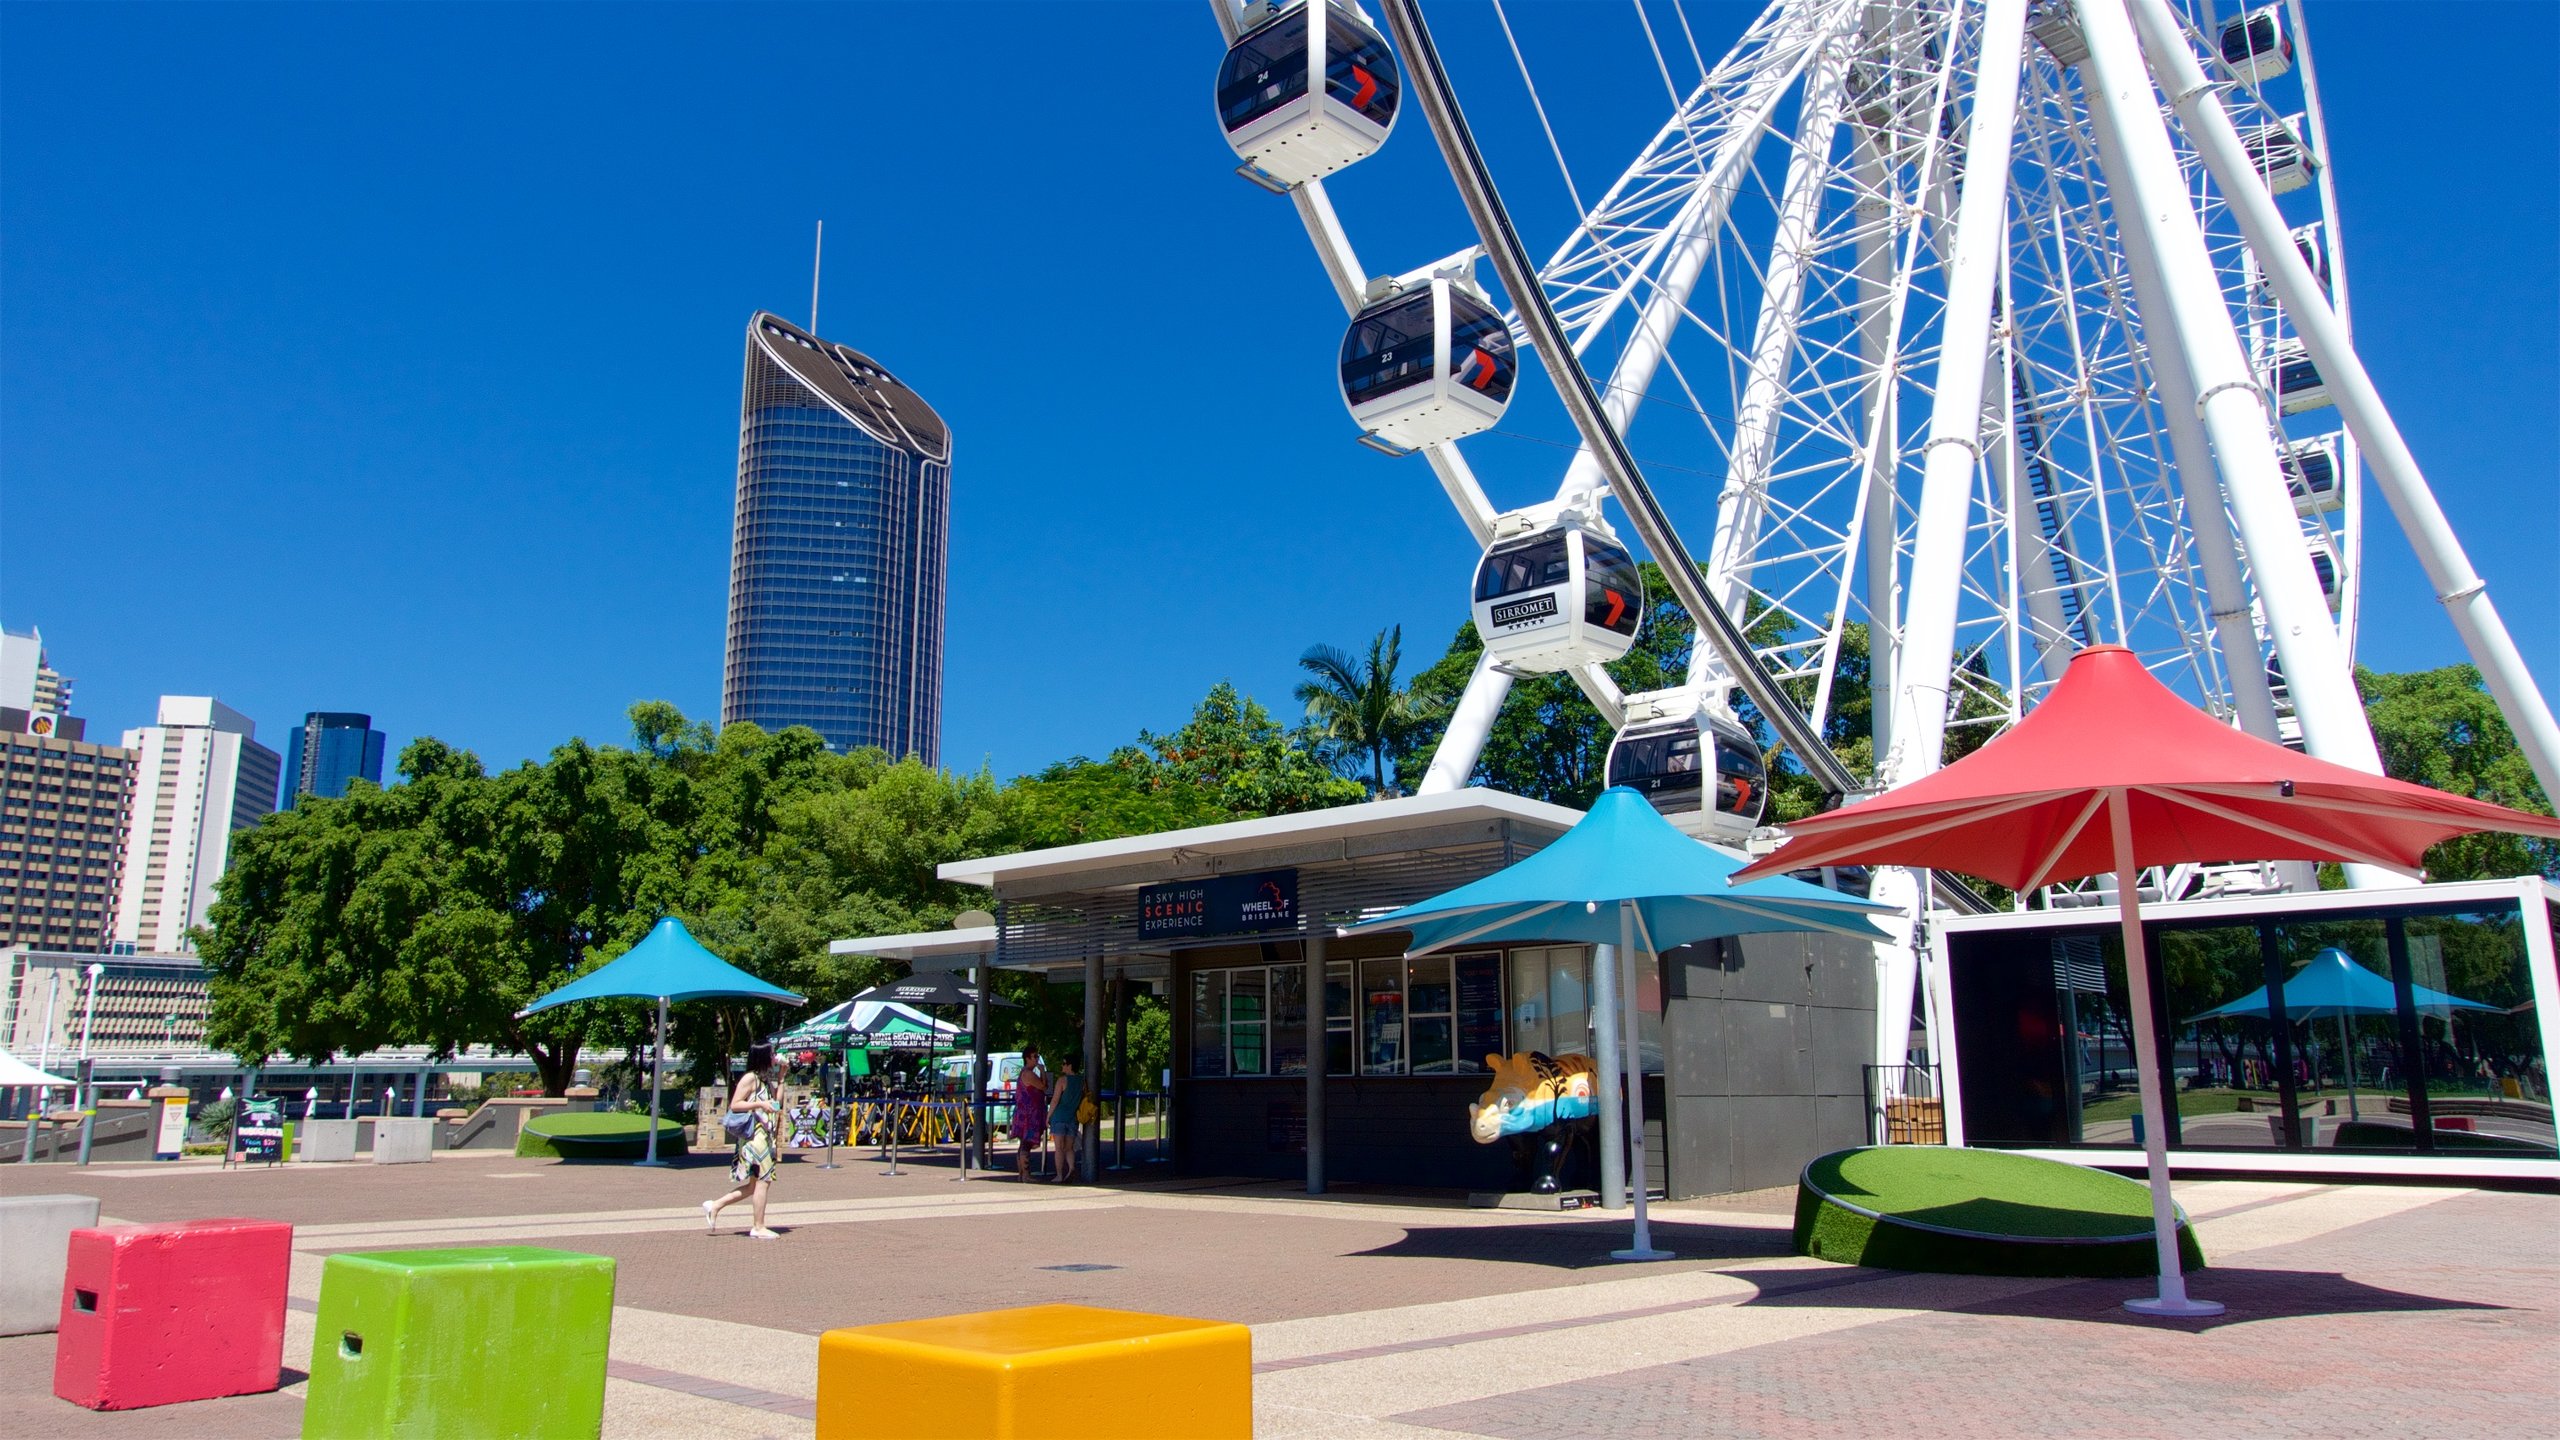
[1216, 0, 1399, 192]
[1469, 510, 1642, 674]
[1340, 270, 1516, 453]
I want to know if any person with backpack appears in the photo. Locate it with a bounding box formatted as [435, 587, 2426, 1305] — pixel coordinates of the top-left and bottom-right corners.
[703, 1044, 784, 1239]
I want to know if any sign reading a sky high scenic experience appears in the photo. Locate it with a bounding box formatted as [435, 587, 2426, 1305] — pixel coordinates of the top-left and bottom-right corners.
[1139, 869, 1299, 941]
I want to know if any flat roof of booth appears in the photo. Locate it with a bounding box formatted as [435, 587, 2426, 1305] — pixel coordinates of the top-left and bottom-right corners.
[933, 788, 1587, 900]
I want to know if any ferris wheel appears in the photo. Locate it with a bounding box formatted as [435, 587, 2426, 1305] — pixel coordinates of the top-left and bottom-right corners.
[1210, 0, 2560, 1064]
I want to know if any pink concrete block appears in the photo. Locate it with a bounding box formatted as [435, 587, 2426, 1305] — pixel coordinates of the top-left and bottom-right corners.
[52, 1218, 293, 1411]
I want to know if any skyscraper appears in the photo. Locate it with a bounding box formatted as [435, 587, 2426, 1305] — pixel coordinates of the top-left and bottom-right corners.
[114, 697, 282, 953]
[1, 726, 131, 952]
[723, 313, 950, 764]
[281, 711, 387, 806]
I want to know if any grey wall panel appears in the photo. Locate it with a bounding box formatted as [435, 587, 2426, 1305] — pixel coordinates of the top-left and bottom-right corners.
[1810, 1003, 1871, 1098]
[1731, 1094, 1820, 1193]
[1725, 1002, 1806, 1097]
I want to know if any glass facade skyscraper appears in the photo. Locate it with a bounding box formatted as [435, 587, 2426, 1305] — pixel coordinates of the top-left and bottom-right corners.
[282, 711, 387, 807]
[723, 313, 950, 764]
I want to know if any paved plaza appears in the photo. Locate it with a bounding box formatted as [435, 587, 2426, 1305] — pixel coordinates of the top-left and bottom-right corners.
[1, 1147, 2550, 1439]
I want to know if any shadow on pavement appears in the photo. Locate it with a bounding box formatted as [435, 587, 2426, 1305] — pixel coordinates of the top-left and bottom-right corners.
[1348, 1216, 1793, 1269]
[1742, 1263, 2512, 1330]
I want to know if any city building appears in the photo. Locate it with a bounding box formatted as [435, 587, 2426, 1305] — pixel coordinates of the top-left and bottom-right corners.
[723, 312, 950, 764]
[0, 625, 77, 736]
[113, 697, 282, 952]
[281, 711, 387, 806]
[0, 719, 133, 951]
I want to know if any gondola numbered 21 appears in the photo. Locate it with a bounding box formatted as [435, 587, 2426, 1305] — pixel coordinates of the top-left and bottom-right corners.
[1604, 689, 1770, 846]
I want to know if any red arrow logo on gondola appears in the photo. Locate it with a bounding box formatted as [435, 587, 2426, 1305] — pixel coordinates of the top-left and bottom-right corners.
[1351, 66, 1378, 109]
[1602, 589, 1627, 628]
[1459, 348, 1497, 390]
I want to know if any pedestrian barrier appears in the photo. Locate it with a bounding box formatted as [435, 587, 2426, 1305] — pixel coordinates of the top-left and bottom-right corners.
[302, 1245, 615, 1439]
[0, 1193, 98, 1335]
[301, 1119, 361, 1163]
[815, 1303, 1250, 1440]
[371, 1118, 436, 1165]
[53, 1218, 292, 1410]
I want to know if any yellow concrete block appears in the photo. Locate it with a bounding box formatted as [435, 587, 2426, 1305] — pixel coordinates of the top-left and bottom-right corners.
[816, 1303, 1250, 1440]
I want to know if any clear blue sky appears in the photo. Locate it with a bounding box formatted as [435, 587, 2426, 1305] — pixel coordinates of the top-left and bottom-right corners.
[3, 2, 2552, 780]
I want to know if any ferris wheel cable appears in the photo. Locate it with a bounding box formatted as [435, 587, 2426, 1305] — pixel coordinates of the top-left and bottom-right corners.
[1374, 0, 1878, 816]
[1664, 0, 1717, 89]
[1629, 0, 1696, 115]
[2127, 0, 2560, 807]
[1488, 0, 1590, 221]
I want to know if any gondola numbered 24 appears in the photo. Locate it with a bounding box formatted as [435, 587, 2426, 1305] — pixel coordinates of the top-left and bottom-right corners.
[1216, 0, 1399, 192]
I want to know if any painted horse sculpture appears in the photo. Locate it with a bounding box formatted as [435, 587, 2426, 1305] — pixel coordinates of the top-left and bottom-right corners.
[1469, 1051, 1599, 1194]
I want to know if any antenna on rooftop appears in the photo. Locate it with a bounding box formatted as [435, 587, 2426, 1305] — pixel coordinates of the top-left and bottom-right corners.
[810, 220, 824, 337]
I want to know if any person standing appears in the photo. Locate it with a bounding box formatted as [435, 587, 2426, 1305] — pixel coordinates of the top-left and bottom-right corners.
[1046, 1057, 1086, 1185]
[703, 1044, 784, 1240]
[1012, 1046, 1050, 1181]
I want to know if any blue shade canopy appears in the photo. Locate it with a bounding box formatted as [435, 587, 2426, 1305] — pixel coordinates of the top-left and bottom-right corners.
[516, 917, 806, 1017]
[2188, 947, 2495, 1024]
[1345, 788, 1896, 954]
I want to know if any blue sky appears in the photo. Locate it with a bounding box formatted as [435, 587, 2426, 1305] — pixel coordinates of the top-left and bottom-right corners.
[3, 2, 2552, 781]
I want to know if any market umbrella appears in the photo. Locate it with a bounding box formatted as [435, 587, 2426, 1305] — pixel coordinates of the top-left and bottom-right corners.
[2188, 946, 2496, 1121]
[0, 1048, 75, 1089]
[517, 917, 806, 1166]
[1347, 786, 1896, 1259]
[1735, 644, 2560, 1316]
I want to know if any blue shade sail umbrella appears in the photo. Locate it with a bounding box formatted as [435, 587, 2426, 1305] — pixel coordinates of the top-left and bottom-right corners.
[516, 917, 806, 1166]
[1346, 788, 1895, 1259]
[2186, 946, 2496, 1122]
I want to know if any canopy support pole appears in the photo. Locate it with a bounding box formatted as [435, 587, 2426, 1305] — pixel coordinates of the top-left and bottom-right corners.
[1592, 937, 1626, 1210]
[637, 996, 672, 1168]
[1305, 931, 1327, 1195]
[2111, 793, 2220, 1317]
[1611, 901, 1672, 1261]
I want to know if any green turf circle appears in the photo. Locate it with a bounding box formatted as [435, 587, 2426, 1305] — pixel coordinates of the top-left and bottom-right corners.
[1794, 1146, 2204, 1278]
[517, 1110, 689, 1159]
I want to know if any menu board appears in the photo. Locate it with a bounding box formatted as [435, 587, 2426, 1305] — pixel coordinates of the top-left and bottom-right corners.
[1454, 954, 1505, 1072]
[237, 1098, 285, 1164]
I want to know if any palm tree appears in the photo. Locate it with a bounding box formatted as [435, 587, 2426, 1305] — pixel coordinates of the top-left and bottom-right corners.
[1296, 626, 1426, 796]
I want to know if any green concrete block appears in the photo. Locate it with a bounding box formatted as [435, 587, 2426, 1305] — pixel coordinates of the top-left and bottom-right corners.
[302, 1246, 616, 1440]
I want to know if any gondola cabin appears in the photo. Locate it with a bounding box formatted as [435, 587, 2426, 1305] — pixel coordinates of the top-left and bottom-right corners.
[1216, 0, 1399, 191]
[2218, 5, 2293, 83]
[2249, 221, 2331, 301]
[1341, 275, 1517, 452]
[1603, 691, 1768, 846]
[1469, 512, 1642, 673]
[2281, 433, 2343, 515]
[2264, 337, 2331, 414]
[2305, 532, 2346, 614]
[2243, 114, 2318, 196]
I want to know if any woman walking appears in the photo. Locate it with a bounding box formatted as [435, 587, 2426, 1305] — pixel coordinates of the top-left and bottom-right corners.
[703, 1043, 783, 1240]
[1011, 1045, 1049, 1181]
[1046, 1057, 1086, 1185]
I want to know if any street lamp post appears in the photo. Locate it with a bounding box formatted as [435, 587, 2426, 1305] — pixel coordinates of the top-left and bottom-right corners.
[75, 961, 104, 1165]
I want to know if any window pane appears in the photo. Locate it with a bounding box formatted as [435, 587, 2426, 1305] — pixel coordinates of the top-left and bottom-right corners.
[1407, 954, 1453, 1017]
[1361, 957, 1405, 1074]
[1546, 948, 1592, 1057]
[2272, 918, 2395, 1150]
[2403, 907, 2554, 1156]
[1271, 963, 1309, 1076]
[1190, 970, 1227, 1079]
[1411, 1016, 1455, 1074]
[1509, 950, 1549, 1055]
[1230, 970, 1268, 1076]
[1326, 959, 1355, 1076]
[2158, 923, 2289, 1149]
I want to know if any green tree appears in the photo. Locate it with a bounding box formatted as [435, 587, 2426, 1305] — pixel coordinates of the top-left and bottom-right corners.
[1131, 683, 1365, 816]
[1296, 626, 1431, 795]
[2359, 664, 2557, 880]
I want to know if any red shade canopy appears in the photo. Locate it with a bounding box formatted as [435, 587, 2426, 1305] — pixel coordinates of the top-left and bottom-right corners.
[1736, 645, 2560, 889]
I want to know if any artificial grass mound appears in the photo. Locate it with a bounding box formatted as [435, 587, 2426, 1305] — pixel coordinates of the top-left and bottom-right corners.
[1794, 1146, 2205, 1278]
[518, 1110, 688, 1160]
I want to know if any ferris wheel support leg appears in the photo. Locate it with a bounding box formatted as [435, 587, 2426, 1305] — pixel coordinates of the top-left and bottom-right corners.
[1851, 139, 1901, 763]
[2084, 131, 2285, 751]
[2127, 0, 2560, 811]
[1882, 0, 2029, 784]
[2079, 0, 2402, 892]
[1417, 651, 1514, 795]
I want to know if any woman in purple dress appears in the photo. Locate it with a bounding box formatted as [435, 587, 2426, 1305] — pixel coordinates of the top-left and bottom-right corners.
[1011, 1045, 1049, 1180]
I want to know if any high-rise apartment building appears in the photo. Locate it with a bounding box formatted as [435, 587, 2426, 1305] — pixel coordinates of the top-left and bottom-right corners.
[1, 721, 133, 952]
[723, 312, 949, 764]
[0, 626, 75, 735]
[114, 698, 282, 953]
[281, 711, 387, 806]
